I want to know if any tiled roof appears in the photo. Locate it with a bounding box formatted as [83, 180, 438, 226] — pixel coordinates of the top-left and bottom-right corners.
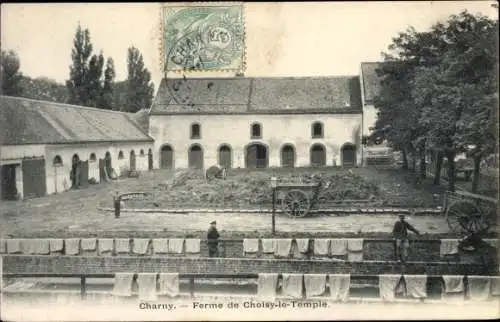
[130, 109, 150, 135]
[0, 96, 153, 145]
[151, 76, 362, 114]
[360, 62, 382, 104]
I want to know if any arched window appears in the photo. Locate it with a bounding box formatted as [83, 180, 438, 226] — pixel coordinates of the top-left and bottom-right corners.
[312, 122, 324, 138]
[89, 153, 97, 162]
[118, 151, 124, 159]
[191, 123, 201, 139]
[251, 122, 262, 139]
[53, 155, 63, 167]
[140, 149, 145, 156]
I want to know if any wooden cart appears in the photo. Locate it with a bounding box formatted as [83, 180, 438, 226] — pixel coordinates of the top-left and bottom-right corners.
[444, 190, 498, 235]
[274, 180, 331, 218]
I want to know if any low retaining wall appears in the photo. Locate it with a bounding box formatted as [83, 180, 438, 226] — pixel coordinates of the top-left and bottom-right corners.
[99, 207, 443, 215]
[2, 255, 495, 276]
[2, 238, 497, 264]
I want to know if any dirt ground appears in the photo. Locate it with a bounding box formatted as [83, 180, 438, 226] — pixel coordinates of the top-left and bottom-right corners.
[0, 166, 469, 238]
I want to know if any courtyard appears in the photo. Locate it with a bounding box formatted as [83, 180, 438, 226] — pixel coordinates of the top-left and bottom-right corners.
[0, 166, 467, 238]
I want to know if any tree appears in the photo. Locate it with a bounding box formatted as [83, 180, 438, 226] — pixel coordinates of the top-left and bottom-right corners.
[1, 50, 23, 96]
[85, 52, 104, 107]
[124, 46, 154, 112]
[375, 11, 498, 192]
[66, 24, 117, 109]
[412, 11, 498, 192]
[99, 57, 116, 110]
[66, 23, 93, 106]
[18, 76, 68, 103]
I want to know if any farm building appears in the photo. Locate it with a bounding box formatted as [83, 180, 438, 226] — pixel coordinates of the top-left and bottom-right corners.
[0, 96, 154, 200]
[359, 62, 393, 165]
[359, 62, 381, 138]
[149, 75, 365, 170]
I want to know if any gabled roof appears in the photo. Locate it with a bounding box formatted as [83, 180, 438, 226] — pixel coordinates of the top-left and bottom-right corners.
[150, 76, 362, 115]
[360, 62, 382, 104]
[0, 96, 154, 145]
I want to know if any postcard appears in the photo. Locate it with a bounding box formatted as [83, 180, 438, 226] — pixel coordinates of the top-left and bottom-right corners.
[1, 1, 498, 321]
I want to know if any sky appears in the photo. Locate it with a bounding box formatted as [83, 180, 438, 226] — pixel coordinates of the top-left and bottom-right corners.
[1, 1, 497, 90]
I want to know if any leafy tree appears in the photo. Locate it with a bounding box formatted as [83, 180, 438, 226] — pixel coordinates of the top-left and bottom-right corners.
[99, 57, 116, 109]
[66, 23, 93, 106]
[85, 52, 104, 107]
[412, 11, 498, 192]
[1, 50, 23, 96]
[123, 46, 154, 112]
[66, 24, 117, 109]
[18, 76, 68, 103]
[374, 11, 498, 192]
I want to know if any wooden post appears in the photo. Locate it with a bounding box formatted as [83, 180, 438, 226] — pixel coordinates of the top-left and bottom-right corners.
[80, 276, 87, 300]
[189, 277, 195, 298]
[114, 195, 121, 218]
[272, 188, 276, 235]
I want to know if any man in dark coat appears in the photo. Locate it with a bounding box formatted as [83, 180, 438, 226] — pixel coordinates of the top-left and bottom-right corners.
[393, 214, 421, 262]
[207, 221, 220, 257]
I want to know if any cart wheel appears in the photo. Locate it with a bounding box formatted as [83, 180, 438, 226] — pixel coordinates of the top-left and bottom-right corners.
[282, 189, 310, 218]
[446, 201, 486, 234]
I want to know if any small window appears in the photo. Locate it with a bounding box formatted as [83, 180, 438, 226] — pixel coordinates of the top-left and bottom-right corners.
[191, 123, 201, 139]
[251, 123, 262, 139]
[140, 149, 145, 156]
[118, 151, 124, 159]
[312, 122, 324, 138]
[89, 153, 97, 162]
[53, 155, 63, 167]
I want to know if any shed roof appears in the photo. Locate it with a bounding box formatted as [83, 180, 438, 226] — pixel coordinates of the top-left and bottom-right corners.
[0, 96, 153, 145]
[151, 75, 362, 115]
[360, 62, 382, 104]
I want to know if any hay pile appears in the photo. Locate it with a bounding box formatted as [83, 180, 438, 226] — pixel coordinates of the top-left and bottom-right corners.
[151, 169, 381, 207]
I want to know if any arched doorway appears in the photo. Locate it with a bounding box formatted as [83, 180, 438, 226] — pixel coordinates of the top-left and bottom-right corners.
[246, 143, 268, 168]
[310, 144, 326, 167]
[188, 144, 204, 169]
[281, 144, 295, 168]
[129, 150, 136, 171]
[148, 149, 153, 170]
[160, 145, 174, 169]
[341, 143, 357, 166]
[105, 152, 112, 171]
[99, 152, 113, 181]
[218, 144, 232, 169]
[71, 154, 80, 188]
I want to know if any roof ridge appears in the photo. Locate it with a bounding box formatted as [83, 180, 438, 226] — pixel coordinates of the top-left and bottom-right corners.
[0, 95, 136, 116]
[163, 75, 360, 81]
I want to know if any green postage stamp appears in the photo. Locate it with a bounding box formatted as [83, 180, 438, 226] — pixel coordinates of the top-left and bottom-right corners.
[161, 3, 245, 73]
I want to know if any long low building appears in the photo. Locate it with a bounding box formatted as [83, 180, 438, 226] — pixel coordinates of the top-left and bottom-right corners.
[149, 76, 364, 169]
[0, 96, 154, 200]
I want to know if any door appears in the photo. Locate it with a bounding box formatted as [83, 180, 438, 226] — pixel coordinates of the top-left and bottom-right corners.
[1, 165, 18, 200]
[160, 145, 174, 169]
[99, 158, 106, 181]
[22, 158, 47, 198]
[104, 152, 113, 175]
[79, 160, 89, 188]
[218, 145, 232, 169]
[246, 144, 268, 168]
[342, 144, 357, 166]
[188, 145, 204, 169]
[148, 149, 153, 170]
[310, 144, 326, 167]
[281, 145, 295, 168]
[130, 151, 136, 171]
[246, 145, 257, 168]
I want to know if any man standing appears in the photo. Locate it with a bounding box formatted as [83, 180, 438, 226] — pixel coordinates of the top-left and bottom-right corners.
[392, 214, 421, 262]
[207, 221, 220, 257]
